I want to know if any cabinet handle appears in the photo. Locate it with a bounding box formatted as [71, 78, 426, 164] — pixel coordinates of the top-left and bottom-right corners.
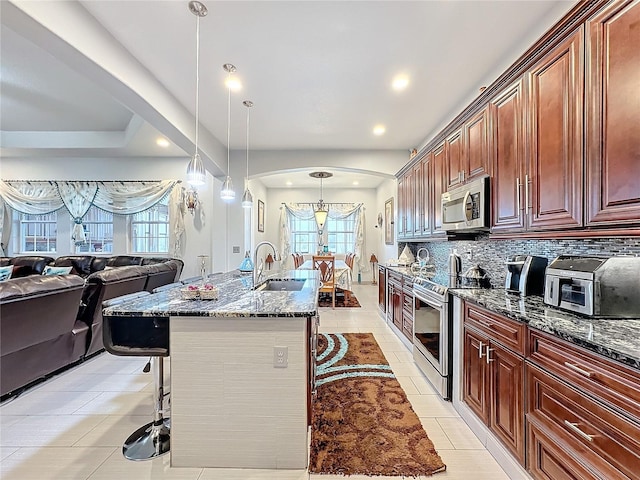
[486, 345, 494, 364]
[478, 341, 485, 358]
[516, 179, 522, 211]
[563, 420, 594, 442]
[564, 362, 593, 378]
[461, 171, 465, 182]
[525, 174, 531, 211]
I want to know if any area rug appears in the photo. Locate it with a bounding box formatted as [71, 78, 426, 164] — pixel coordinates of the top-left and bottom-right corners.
[318, 291, 361, 308]
[310, 332, 447, 476]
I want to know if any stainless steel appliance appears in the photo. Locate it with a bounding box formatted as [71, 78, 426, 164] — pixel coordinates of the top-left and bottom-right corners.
[505, 255, 548, 295]
[544, 255, 640, 317]
[413, 277, 452, 399]
[441, 175, 490, 232]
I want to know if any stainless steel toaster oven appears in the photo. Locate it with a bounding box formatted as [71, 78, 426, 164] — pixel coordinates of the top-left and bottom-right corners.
[544, 255, 640, 318]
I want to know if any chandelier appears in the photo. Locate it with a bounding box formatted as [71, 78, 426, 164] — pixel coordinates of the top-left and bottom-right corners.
[309, 171, 332, 232]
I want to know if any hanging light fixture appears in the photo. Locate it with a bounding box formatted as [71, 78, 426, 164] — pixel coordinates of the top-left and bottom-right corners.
[309, 171, 332, 231]
[241, 100, 254, 208]
[220, 63, 237, 201]
[185, 1, 207, 187]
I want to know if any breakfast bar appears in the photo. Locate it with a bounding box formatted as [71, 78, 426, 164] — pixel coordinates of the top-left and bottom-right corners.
[103, 269, 320, 469]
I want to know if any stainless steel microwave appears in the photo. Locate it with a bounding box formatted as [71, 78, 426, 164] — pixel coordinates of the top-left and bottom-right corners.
[441, 175, 490, 232]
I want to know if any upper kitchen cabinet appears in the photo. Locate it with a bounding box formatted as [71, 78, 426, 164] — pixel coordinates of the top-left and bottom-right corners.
[464, 107, 490, 184]
[527, 27, 584, 231]
[420, 152, 434, 236]
[445, 129, 465, 190]
[432, 142, 448, 235]
[490, 77, 526, 232]
[586, 0, 640, 227]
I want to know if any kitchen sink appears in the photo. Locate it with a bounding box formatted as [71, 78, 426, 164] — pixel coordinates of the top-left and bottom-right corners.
[256, 279, 306, 291]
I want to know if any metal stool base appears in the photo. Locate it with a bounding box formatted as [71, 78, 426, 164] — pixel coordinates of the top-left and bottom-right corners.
[123, 418, 170, 461]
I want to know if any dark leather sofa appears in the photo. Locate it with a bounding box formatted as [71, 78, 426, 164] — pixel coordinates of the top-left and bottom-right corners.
[0, 255, 55, 277]
[0, 274, 88, 397]
[0, 255, 183, 398]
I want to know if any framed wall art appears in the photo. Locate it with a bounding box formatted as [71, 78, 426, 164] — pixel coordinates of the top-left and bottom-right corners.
[257, 199, 265, 232]
[384, 197, 394, 245]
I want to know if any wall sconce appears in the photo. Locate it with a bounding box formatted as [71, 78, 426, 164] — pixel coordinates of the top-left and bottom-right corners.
[370, 253, 378, 284]
[185, 188, 199, 214]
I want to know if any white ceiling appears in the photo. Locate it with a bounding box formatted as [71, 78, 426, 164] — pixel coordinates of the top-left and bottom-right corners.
[0, 0, 576, 186]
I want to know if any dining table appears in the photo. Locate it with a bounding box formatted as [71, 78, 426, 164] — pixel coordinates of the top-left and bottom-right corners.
[298, 258, 353, 297]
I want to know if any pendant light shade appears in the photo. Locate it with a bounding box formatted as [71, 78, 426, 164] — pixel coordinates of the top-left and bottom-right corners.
[186, 1, 207, 187]
[220, 63, 236, 201]
[310, 171, 332, 231]
[241, 100, 254, 209]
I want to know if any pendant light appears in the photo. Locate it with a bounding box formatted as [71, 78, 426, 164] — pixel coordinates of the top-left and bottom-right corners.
[220, 63, 236, 201]
[185, 1, 207, 187]
[310, 171, 332, 231]
[241, 100, 254, 208]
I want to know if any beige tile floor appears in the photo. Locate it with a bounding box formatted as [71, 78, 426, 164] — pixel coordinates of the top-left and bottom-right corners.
[0, 282, 510, 480]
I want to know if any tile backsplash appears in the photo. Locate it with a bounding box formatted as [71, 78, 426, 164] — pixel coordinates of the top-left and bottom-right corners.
[400, 236, 640, 288]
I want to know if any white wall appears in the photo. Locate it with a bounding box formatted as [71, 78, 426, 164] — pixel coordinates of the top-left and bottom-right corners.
[376, 178, 398, 264]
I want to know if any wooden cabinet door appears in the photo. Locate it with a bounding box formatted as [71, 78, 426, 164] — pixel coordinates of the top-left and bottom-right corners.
[465, 107, 490, 182]
[404, 168, 414, 237]
[446, 129, 464, 190]
[378, 267, 386, 313]
[528, 28, 584, 231]
[586, 0, 640, 226]
[490, 78, 526, 232]
[432, 143, 447, 235]
[420, 153, 433, 235]
[463, 327, 490, 424]
[412, 161, 423, 236]
[397, 174, 407, 238]
[489, 342, 525, 465]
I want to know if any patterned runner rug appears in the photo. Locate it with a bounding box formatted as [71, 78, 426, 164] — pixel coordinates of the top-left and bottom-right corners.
[310, 332, 447, 476]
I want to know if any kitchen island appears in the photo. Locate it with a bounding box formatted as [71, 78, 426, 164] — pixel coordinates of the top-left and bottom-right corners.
[103, 269, 320, 469]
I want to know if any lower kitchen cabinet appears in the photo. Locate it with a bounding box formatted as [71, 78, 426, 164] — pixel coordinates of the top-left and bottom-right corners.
[526, 330, 640, 480]
[462, 302, 525, 465]
[378, 265, 386, 315]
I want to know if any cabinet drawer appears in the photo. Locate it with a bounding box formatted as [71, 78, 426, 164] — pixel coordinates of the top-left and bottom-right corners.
[464, 302, 526, 355]
[527, 420, 604, 480]
[529, 329, 640, 423]
[526, 363, 640, 479]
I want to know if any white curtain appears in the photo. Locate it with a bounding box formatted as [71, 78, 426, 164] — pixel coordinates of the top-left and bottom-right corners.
[280, 202, 367, 273]
[0, 179, 181, 250]
[170, 186, 187, 259]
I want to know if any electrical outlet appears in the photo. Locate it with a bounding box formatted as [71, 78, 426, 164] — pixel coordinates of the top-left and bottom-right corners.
[233, 246, 240, 253]
[273, 346, 288, 368]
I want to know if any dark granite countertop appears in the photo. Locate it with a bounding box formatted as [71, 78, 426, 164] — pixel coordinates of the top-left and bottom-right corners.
[103, 269, 320, 318]
[450, 288, 640, 371]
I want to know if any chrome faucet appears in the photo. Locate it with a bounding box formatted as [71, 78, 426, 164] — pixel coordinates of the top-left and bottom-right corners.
[252, 241, 280, 289]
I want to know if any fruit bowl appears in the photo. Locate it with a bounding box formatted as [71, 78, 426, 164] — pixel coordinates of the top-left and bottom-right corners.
[180, 283, 218, 300]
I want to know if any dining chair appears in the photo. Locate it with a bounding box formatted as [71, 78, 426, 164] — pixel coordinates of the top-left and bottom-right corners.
[345, 252, 355, 270]
[313, 255, 336, 309]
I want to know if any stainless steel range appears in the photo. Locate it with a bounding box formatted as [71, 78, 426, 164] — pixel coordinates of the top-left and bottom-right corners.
[412, 276, 452, 400]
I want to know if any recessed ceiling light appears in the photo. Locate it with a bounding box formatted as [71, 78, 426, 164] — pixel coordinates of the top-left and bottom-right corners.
[352, 181, 359, 186]
[373, 125, 386, 136]
[392, 74, 409, 91]
[286, 181, 293, 186]
[156, 137, 170, 148]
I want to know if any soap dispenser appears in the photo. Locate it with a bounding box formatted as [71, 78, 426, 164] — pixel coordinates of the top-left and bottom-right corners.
[238, 251, 254, 272]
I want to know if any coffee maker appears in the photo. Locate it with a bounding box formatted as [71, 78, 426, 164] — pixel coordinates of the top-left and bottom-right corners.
[505, 255, 548, 296]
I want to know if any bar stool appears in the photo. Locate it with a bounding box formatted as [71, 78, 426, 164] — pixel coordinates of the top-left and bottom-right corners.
[102, 291, 171, 460]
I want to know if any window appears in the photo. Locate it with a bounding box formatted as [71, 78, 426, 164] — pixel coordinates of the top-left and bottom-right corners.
[19, 212, 57, 253]
[130, 197, 169, 253]
[74, 206, 113, 253]
[290, 216, 318, 254]
[326, 213, 356, 254]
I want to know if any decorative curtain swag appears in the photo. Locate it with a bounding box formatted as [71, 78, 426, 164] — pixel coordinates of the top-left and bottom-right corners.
[0, 180, 180, 245]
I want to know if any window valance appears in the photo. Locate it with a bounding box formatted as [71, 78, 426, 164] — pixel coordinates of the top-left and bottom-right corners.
[279, 202, 366, 272]
[0, 180, 179, 244]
